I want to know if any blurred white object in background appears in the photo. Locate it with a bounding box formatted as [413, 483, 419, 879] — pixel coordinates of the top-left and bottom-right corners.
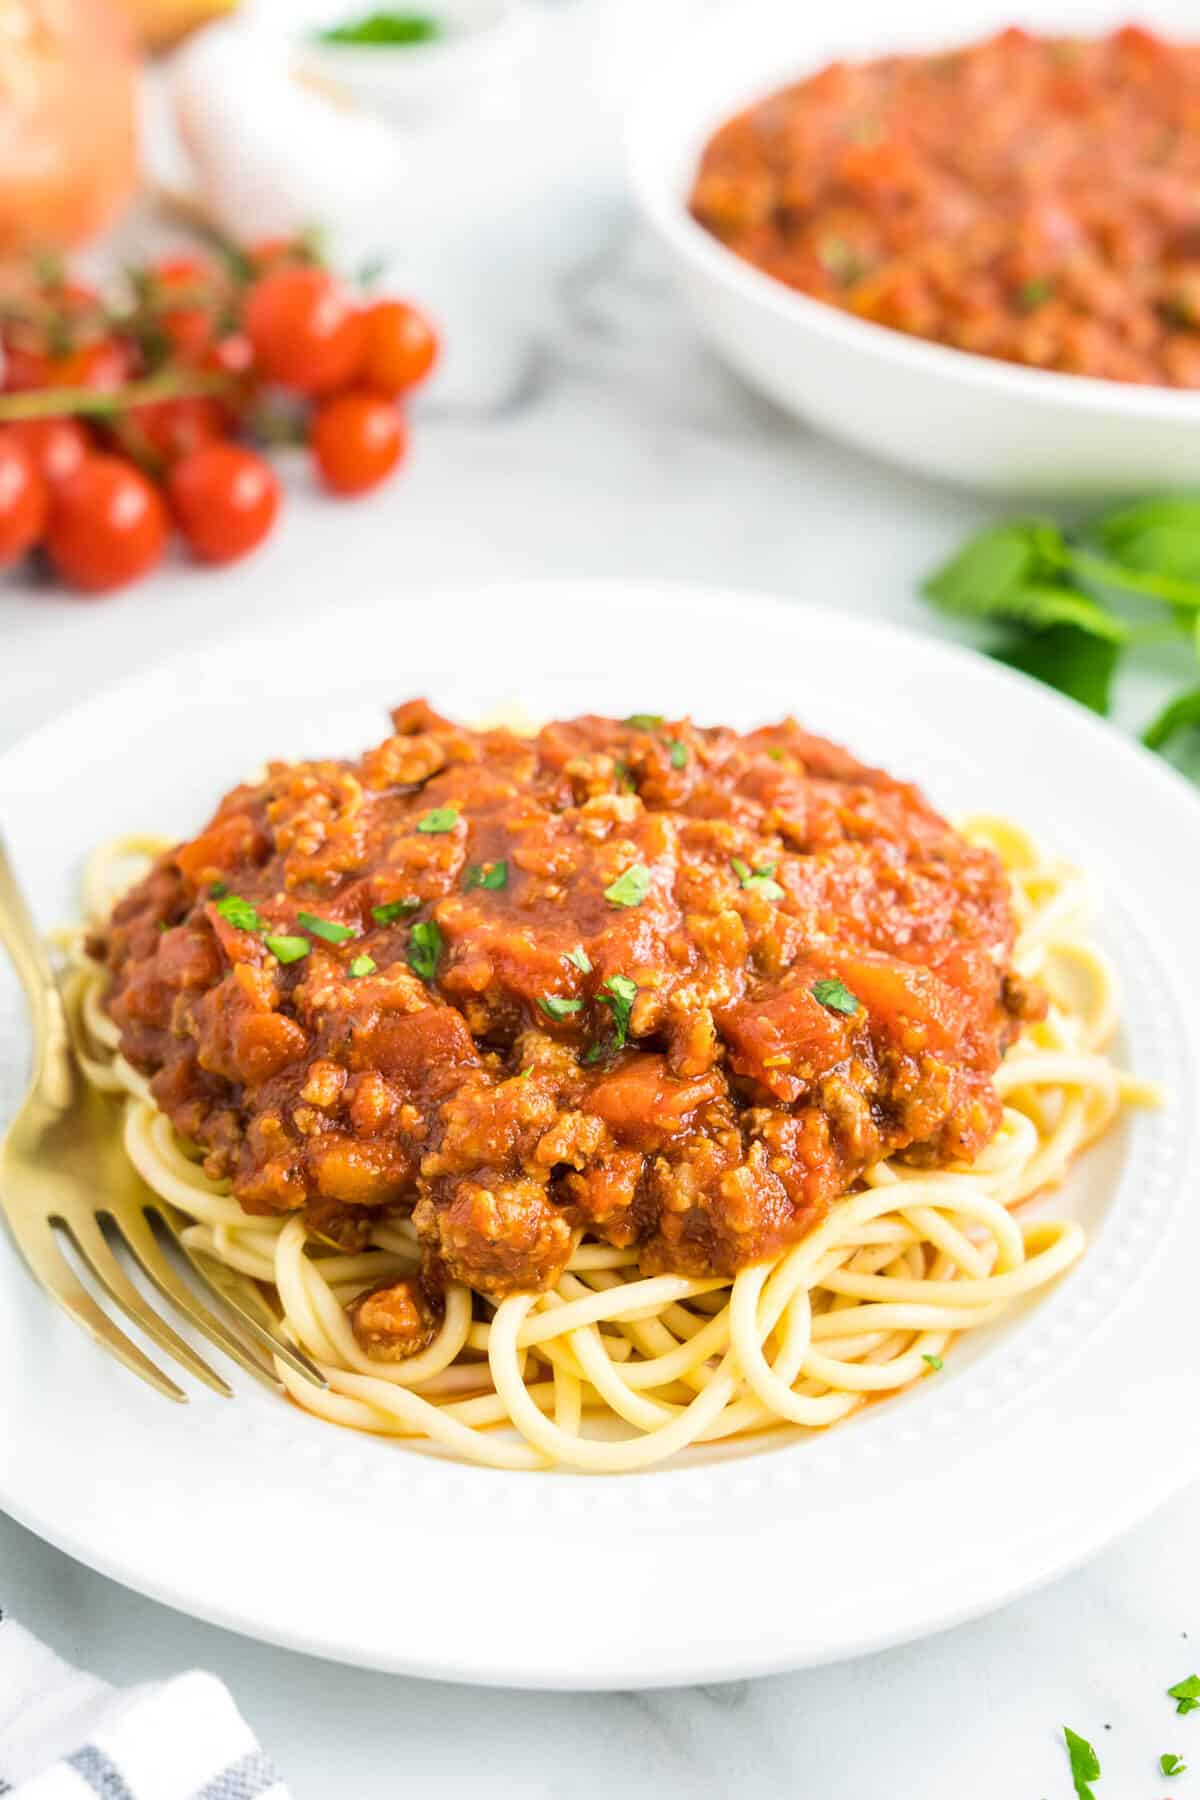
[294, 0, 534, 123]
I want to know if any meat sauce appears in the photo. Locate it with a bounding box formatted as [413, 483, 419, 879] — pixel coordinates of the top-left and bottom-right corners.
[690, 26, 1200, 386]
[97, 702, 1038, 1304]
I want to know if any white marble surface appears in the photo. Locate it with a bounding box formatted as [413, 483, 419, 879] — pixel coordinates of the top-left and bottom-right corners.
[2, 4, 1198, 1795]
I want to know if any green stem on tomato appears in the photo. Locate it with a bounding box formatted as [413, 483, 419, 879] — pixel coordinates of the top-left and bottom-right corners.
[0, 368, 235, 422]
[1052, 543, 1200, 612]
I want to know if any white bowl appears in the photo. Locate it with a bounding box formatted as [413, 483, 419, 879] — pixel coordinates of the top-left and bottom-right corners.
[628, 0, 1200, 496]
[293, 0, 533, 124]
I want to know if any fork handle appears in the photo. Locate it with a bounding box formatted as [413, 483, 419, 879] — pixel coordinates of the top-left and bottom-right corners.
[0, 839, 75, 1112]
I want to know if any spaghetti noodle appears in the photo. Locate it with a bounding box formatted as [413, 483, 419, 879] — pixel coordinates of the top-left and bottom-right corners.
[59, 816, 1155, 1473]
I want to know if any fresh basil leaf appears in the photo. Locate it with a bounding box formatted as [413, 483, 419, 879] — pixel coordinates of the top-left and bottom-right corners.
[372, 897, 420, 925]
[1142, 685, 1200, 751]
[991, 624, 1119, 717]
[1096, 496, 1200, 587]
[923, 520, 1064, 617]
[315, 11, 440, 46]
[416, 806, 459, 834]
[1168, 1675, 1200, 1715]
[464, 860, 507, 891]
[565, 945, 592, 974]
[1161, 1752, 1187, 1776]
[265, 934, 310, 964]
[214, 894, 264, 932]
[538, 994, 582, 1021]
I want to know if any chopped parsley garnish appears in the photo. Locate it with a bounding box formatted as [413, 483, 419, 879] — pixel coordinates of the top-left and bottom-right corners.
[296, 910, 357, 944]
[538, 994, 583, 1021]
[315, 10, 440, 46]
[598, 974, 637, 1051]
[1063, 1727, 1100, 1800]
[613, 760, 636, 794]
[372, 897, 420, 925]
[408, 918, 442, 983]
[1017, 275, 1053, 311]
[812, 977, 860, 1017]
[1162, 1753, 1187, 1777]
[416, 805, 459, 834]
[766, 747, 785, 762]
[730, 857, 785, 901]
[624, 713, 664, 730]
[1169, 1676, 1200, 1716]
[668, 740, 688, 770]
[214, 894, 264, 932]
[464, 860, 507, 891]
[921, 1353, 943, 1371]
[348, 954, 376, 978]
[265, 934, 310, 964]
[565, 944, 592, 975]
[208, 881, 228, 897]
[603, 863, 650, 908]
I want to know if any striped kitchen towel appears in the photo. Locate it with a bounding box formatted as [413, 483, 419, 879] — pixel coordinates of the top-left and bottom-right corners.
[0, 1610, 290, 1800]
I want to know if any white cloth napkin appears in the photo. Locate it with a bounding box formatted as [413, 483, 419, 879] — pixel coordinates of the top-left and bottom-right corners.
[0, 1611, 289, 1800]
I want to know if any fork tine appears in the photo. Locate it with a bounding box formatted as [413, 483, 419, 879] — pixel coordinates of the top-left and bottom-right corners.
[108, 1204, 281, 1392]
[58, 1212, 233, 1398]
[161, 1215, 328, 1389]
[4, 1204, 186, 1403]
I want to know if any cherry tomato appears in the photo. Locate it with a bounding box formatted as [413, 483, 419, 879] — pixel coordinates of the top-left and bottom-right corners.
[311, 389, 406, 495]
[359, 300, 439, 394]
[243, 267, 365, 394]
[6, 416, 90, 487]
[151, 254, 220, 361]
[38, 337, 133, 392]
[46, 453, 167, 594]
[168, 441, 280, 565]
[205, 331, 254, 377]
[129, 395, 228, 464]
[0, 434, 49, 567]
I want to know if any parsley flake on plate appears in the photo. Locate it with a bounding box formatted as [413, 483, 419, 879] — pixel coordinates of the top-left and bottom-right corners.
[1063, 1726, 1100, 1800]
[921, 1354, 943, 1371]
[1169, 1676, 1200, 1715]
[668, 740, 688, 770]
[604, 864, 650, 908]
[565, 944, 592, 975]
[408, 918, 442, 983]
[296, 911, 357, 944]
[812, 977, 860, 1017]
[1162, 1752, 1187, 1777]
[214, 894, 264, 933]
[464, 860, 507, 891]
[416, 805, 459, 834]
[265, 934, 310, 965]
[538, 995, 582, 1021]
[372, 897, 420, 925]
[730, 856, 785, 901]
[598, 975, 637, 1050]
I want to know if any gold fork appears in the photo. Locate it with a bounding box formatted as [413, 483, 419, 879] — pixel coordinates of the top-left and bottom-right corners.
[0, 838, 325, 1402]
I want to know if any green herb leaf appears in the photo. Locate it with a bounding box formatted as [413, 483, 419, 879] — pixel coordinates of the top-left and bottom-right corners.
[1162, 1752, 1187, 1776]
[730, 857, 785, 901]
[208, 881, 228, 898]
[991, 624, 1119, 716]
[538, 994, 583, 1021]
[613, 760, 636, 794]
[1096, 495, 1200, 587]
[923, 520, 1064, 617]
[921, 1353, 943, 1371]
[315, 10, 440, 46]
[408, 918, 442, 983]
[416, 806, 459, 835]
[214, 894, 264, 932]
[1169, 1676, 1200, 1715]
[1017, 275, 1053, 310]
[766, 746, 785, 762]
[565, 945, 592, 974]
[1064, 1726, 1100, 1799]
[265, 934, 310, 964]
[372, 897, 420, 925]
[604, 864, 651, 908]
[348, 954, 376, 977]
[464, 860, 508, 891]
[812, 977, 860, 1017]
[624, 713, 664, 730]
[1143, 686, 1200, 751]
[296, 910, 357, 944]
[668, 740, 688, 770]
[598, 974, 637, 1051]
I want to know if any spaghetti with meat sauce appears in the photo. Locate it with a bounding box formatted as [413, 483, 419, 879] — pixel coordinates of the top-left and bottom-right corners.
[69, 704, 1153, 1470]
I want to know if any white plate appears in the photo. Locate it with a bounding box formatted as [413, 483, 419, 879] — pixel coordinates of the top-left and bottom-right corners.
[1, 580, 1198, 1689]
[628, 0, 1200, 495]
